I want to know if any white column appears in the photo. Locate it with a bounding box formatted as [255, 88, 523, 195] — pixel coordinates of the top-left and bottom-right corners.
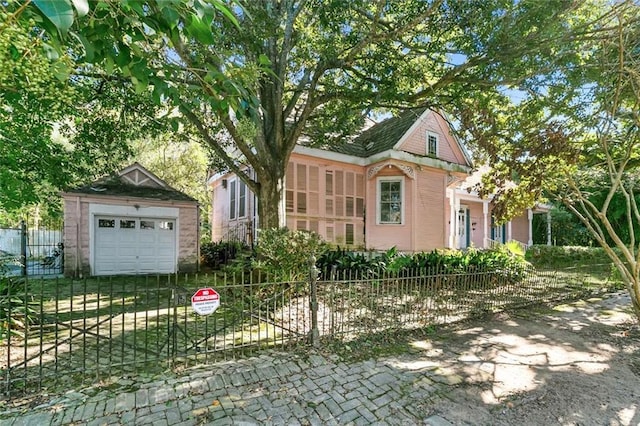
[482, 201, 489, 248]
[527, 209, 534, 246]
[547, 211, 552, 246]
[448, 189, 456, 248]
[507, 221, 512, 242]
[454, 198, 461, 249]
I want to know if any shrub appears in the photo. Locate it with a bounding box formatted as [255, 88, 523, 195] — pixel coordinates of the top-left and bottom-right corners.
[254, 228, 327, 281]
[525, 245, 615, 268]
[317, 246, 529, 284]
[201, 240, 251, 269]
[0, 276, 39, 341]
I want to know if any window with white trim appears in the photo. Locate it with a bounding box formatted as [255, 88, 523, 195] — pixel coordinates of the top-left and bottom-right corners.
[229, 178, 248, 220]
[427, 131, 439, 157]
[229, 180, 237, 219]
[377, 178, 403, 224]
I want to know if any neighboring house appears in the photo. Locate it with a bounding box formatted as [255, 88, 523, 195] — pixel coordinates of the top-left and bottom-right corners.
[209, 109, 550, 252]
[62, 163, 200, 277]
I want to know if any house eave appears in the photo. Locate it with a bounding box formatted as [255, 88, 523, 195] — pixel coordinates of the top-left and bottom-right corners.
[367, 150, 472, 174]
[293, 145, 368, 166]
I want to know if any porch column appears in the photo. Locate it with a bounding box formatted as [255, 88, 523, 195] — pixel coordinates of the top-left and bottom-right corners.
[482, 201, 489, 248]
[547, 211, 552, 246]
[507, 221, 512, 242]
[527, 209, 534, 246]
[454, 198, 461, 249]
[448, 189, 456, 248]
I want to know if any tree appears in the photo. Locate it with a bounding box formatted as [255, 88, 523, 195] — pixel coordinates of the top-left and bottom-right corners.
[456, 1, 640, 321]
[17, 0, 599, 229]
[1, 2, 174, 218]
[132, 136, 212, 218]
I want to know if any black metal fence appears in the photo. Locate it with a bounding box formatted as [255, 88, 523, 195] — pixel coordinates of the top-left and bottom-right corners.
[0, 262, 621, 400]
[0, 220, 64, 277]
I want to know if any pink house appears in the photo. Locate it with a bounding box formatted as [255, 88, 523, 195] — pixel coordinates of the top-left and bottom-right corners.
[209, 109, 549, 251]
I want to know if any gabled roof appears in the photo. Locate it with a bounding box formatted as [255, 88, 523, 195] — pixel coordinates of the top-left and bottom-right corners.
[64, 163, 197, 203]
[327, 108, 427, 158]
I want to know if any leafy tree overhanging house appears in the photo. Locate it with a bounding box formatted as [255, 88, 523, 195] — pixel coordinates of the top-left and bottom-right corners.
[209, 109, 551, 251]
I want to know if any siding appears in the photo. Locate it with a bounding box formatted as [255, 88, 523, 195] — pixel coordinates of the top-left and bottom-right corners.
[413, 169, 447, 251]
[398, 111, 467, 166]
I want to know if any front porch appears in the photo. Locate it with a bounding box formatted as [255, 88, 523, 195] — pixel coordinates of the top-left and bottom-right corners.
[446, 188, 552, 250]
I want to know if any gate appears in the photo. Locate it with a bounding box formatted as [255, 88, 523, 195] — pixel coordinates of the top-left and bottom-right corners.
[1, 273, 310, 399]
[0, 220, 64, 277]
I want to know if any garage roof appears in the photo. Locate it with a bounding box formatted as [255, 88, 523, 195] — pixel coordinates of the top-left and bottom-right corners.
[65, 163, 198, 203]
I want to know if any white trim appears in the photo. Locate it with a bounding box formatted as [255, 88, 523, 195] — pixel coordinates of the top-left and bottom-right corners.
[293, 144, 471, 174]
[426, 131, 439, 157]
[434, 109, 474, 167]
[88, 203, 179, 275]
[293, 145, 367, 166]
[118, 163, 168, 188]
[376, 176, 404, 225]
[392, 109, 431, 150]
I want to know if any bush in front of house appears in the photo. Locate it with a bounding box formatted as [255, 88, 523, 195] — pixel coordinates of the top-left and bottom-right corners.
[253, 228, 327, 282]
[201, 240, 251, 269]
[317, 245, 530, 283]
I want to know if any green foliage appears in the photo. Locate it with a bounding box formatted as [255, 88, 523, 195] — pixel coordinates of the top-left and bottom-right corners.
[254, 228, 327, 281]
[317, 246, 530, 282]
[201, 240, 250, 270]
[532, 206, 595, 246]
[525, 245, 616, 269]
[15, 0, 597, 230]
[0, 276, 39, 341]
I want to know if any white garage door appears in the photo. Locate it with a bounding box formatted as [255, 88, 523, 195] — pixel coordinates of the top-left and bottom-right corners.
[94, 216, 176, 275]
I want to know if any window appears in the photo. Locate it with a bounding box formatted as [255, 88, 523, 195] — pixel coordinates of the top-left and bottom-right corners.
[345, 223, 354, 245]
[427, 131, 438, 157]
[98, 219, 115, 228]
[378, 178, 403, 224]
[229, 180, 237, 219]
[159, 221, 174, 231]
[120, 219, 136, 229]
[229, 178, 248, 219]
[238, 181, 246, 217]
[141, 220, 155, 230]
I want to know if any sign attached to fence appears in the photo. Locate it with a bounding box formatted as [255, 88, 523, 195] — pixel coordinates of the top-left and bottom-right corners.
[191, 288, 220, 315]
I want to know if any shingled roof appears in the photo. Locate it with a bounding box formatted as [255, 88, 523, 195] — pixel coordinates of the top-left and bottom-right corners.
[328, 108, 427, 158]
[65, 163, 198, 203]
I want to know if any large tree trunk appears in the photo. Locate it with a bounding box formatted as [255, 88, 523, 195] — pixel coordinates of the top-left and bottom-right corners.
[254, 169, 286, 230]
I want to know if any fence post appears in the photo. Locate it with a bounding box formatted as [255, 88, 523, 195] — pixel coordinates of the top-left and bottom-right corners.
[309, 255, 319, 347]
[20, 220, 27, 276]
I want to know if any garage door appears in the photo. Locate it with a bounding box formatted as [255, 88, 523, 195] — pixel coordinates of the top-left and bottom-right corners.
[94, 216, 176, 275]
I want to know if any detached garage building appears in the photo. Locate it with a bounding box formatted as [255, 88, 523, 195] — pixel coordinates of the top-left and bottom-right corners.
[62, 163, 199, 277]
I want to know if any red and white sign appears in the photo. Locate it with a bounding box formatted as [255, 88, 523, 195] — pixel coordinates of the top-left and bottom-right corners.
[191, 288, 220, 315]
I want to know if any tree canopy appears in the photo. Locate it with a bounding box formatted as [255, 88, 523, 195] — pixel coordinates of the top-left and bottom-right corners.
[456, 0, 640, 320]
[13, 0, 603, 229]
[1, 1, 175, 218]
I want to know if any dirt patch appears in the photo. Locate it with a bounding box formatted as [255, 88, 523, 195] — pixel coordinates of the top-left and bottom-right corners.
[406, 291, 640, 425]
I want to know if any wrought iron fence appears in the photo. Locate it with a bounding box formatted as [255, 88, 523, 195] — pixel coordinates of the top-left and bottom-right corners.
[0, 220, 64, 277]
[0, 262, 621, 400]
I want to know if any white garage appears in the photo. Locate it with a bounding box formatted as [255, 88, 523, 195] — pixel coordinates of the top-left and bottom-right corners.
[94, 216, 176, 275]
[62, 163, 200, 277]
